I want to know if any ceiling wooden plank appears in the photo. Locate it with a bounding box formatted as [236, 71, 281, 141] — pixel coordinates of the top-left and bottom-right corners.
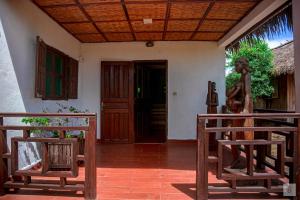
[96, 21, 131, 32]
[74, 30, 225, 34]
[170, 1, 210, 19]
[207, 1, 257, 20]
[39, 0, 260, 8]
[193, 32, 224, 41]
[220, 0, 273, 47]
[199, 20, 237, 32]
[165, 32, 193, 41]
[63, 22, 99, 34]
[60, 18, 238, 24]
[31, 0, 262, 43]
[31, 0, 82, 42]
[126, 2, 167, 20]
[105, 32, 134, 42]
[135, 32, 163, 41]
[44, 6, 88, 22]
[131, 20, 164, 32]
[75, 33, 106, 42]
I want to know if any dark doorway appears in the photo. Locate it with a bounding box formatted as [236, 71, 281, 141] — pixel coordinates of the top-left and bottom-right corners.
[134, 60, 167, 143]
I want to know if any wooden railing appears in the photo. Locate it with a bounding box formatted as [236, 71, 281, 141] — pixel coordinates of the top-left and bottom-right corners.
[196, 113, 300, 200]
[0, 113, 97, 200]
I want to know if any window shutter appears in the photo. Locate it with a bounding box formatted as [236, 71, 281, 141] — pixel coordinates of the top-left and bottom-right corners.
[35, 36, 47, 98]
[68, 57, 79, 99]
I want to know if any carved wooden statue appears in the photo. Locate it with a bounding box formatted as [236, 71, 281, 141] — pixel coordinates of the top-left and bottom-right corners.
[206, 81, 219, 113]
[226, 57, 254, 168]
[206, 81, 219, 151]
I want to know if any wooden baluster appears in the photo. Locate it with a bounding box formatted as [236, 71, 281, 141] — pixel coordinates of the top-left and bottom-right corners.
[278, 142, 285, 177]
[72, 138, 79, 177]
[11, 139, 18, 176]
[23, 130, 30, 139]
[84, 116, 97, 200]
[264, 179, 271, 190]
[24, 176, 31, 186]
[266, 131, 272, 156]
[296, 119, 300, 198]
[231, 178, 237, 190]
[42, 143, 49, 174]
[196, 117, 208, 200]
[60, 177, 66, 187]
[217, 139, 223, 179]
[59, 130, 66, 139]
[289, 130, 297, 182]
[275, 142, 285, 176]
[246, 145, 254, 176]
[286, 131, 293, 157]
[0, 116, 8, 195]
[231, 130, 236, 141]
[256, 131, 269, 170]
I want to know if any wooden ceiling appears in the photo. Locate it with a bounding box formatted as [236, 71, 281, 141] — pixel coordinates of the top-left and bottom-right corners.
[32, 0, 262, 43]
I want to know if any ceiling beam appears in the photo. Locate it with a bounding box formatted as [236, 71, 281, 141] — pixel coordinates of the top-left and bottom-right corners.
[121, 0, 136, 41]
[40, 0, 259, 9]
[218, 0, 289, 47]
[162, 0, 171, 40]
[74, 0, 108, 41]
[30, 0, 82, 42]
[190, 0, 216, 40]
[73, 30, 225, 35]
[60, 18, 238, 25]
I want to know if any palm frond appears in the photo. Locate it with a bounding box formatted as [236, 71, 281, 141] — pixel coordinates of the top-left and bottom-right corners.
[227, 1, 293, 52]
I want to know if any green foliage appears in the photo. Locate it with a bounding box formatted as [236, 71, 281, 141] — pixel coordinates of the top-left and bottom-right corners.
[21, 117, 49, 126]
[21, 117, 50, 134]
[226, 39, 274, 100]
[22, 104, 89, 138]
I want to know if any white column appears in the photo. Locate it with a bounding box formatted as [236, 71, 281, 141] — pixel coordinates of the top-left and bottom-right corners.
[294, 0, 300, 112]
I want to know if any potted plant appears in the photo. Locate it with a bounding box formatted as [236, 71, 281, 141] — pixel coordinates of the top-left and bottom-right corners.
[22, 104, 88, 170]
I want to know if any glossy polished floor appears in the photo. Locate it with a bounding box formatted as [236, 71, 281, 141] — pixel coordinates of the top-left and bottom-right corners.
[0, 142, 287, 200]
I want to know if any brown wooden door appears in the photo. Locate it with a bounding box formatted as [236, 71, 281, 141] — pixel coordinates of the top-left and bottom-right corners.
[101, 61, 134, 143]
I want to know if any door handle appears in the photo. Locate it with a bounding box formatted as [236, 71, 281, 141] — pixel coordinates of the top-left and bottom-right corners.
[101, 102, 104, 111]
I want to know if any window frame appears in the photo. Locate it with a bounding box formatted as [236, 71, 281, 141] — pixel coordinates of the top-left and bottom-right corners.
[35, 36, 78, 100]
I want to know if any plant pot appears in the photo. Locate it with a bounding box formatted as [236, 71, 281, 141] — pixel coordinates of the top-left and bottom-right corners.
[48, 137, 84, 170]
[48, 142, 72, 170]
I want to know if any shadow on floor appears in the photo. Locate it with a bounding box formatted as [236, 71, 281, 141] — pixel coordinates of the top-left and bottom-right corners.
[172, 183, 196, 199]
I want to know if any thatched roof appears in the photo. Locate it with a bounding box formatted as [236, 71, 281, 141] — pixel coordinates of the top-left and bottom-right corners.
[272, 41, 294, 76]
[227, 1, 292, 52]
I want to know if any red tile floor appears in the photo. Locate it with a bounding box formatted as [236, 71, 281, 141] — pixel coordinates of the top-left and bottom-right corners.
[0, 142, 287, 200]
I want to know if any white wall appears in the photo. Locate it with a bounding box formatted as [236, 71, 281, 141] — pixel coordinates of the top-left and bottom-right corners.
[0, 0, 81, 169]
[80, 42, 225, 139]
[0, 0, 81, 114]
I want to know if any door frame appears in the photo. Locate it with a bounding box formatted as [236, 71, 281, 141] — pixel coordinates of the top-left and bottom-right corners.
[133, 60, 168, 143]
[100, 60, 168, 143]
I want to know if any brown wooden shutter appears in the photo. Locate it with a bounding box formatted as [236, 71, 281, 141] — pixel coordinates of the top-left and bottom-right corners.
[35, 36, 47, 98]
[67, 57, 79, 99]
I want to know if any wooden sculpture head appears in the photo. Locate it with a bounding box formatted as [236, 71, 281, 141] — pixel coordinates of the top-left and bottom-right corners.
[235, 57, 250, 74]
